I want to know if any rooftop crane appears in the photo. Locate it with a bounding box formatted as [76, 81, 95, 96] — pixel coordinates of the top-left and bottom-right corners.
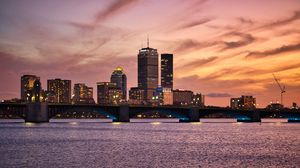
[272, 73, 286, 106]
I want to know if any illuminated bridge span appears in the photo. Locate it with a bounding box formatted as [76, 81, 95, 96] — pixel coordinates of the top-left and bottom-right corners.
[0, 103, 299, 123]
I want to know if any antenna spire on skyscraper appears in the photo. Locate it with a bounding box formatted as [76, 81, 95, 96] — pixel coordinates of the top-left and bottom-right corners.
[147, 34, 149, 48]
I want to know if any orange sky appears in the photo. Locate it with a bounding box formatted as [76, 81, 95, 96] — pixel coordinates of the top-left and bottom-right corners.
[0, 0, 299, 107]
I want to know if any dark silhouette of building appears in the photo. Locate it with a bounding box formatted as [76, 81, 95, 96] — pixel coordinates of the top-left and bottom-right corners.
[32, 80, 41, 102]
[292, 102, 298, 109]
[21, 75, 40, 102]
[192, 93, 205, 107]
[138, 38, 159, 102]
[72, 83, 94, 104]
[266, 102, 283, 110]
[97, 82, 123, 105]
[42, 90, 55, 102]
[161, 54, 173, 89]
[173, 89, 193, 106]
[230, 95, 256, 109]
[47, 79, 71, 103]
[111, 66, 127, 101]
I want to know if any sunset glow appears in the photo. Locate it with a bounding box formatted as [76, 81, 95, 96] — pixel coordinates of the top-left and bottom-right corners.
[0, 0, 299, 107]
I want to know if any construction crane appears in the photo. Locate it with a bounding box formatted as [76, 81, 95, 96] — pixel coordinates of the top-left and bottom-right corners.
[272, 73, 286, 106]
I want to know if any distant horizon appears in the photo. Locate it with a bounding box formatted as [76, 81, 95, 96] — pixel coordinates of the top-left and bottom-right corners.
[0, 0, 300, 107]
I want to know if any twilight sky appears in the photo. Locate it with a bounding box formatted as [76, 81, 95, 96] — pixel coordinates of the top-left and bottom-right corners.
[0, 0, 300, 107]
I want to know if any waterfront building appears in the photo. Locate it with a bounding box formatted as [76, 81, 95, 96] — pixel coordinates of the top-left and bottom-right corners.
[230, 95, 256, 109]
[292, 102, 298, 109]
[42, 90, 55, 102]
[161, 54, 173, 89]
[266, 102, 284, 110]
[128, 87, 145, 105]
[152, 87, 163, 105]
[192, 93, 205, 107]
[111, 66, 127, 101]
[152, 87, 173, 105]
[138, 38, 159, 102]
[72, 83, 94, 104]
[162, 87, 173, 105]
[47, 78, 71, 103]
[21, 75, 40, 102]
[97, 82, 123, 105]
[173, 89, 193, 106]
[31, 80, 41, 102]
[230, 98, 240, 109]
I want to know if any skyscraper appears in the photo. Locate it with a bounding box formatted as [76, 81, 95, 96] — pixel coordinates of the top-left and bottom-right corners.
[111, 66, 127, 101]
[47, 78, 71, 103]
[72, 83, 94, 104]
[21, 75, 40, 102]
[161, 53, 173, 89]
[138, 38, 159, 101]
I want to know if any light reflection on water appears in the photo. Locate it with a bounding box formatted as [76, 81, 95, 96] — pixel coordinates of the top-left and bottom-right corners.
[0, 120, 299, 167]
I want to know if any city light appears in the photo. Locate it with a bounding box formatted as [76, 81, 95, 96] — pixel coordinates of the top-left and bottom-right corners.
[0, 1, 299, 167]
[191, 122, 202, 125]
[25, 122, 35, 126]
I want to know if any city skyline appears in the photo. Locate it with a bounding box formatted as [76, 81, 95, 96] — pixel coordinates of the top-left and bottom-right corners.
[0, 0, 300, 107]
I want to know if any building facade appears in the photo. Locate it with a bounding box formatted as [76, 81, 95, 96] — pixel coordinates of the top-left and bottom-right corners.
[128, 87, 145, 105]
[110, 66, 127, 101]
[173, 89, 193, 106]
[152, 87, 163, 105]
[152, 87, 173, 105]
[72, 83, 94, 104]
[192, 93, 205, 107]
[47, 79, 71, 103]
[266, 102, 283, 110]
[230, 95, 256, 109]
[138, 45, 159, 102]
[31, 80, 41, 102]
[21, 75, 40, 102]
[97, 82, 123, 105]
[162, 87, 173, 105]
[161, 54, 173, 89]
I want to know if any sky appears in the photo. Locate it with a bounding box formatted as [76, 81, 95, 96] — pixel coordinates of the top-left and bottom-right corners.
[0, 0, 299, 107]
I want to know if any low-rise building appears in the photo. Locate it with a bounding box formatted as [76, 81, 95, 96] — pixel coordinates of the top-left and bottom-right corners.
[72, 83, 95, 104]
[173, 89, 193, 106]
[129, 87, 145, 105]
[192, 93, 205, 107]
[230, 95, 256, 109]
[97, 82, 123, 105]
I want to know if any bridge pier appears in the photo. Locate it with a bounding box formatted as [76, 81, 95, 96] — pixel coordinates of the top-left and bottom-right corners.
[114, 105, 129, 122]
[189, 107, 200, 122]
[251, 111, 261, 122]
[25, 102, 49, 123]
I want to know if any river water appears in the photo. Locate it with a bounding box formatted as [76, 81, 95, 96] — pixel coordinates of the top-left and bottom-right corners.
[0, 120, 299, 168]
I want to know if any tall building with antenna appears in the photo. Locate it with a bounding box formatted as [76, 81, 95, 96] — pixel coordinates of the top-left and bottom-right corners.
[137, 36, 159, 102]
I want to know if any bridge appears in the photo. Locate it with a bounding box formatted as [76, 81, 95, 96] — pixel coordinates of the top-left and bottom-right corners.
[0, 103, 299, 123]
